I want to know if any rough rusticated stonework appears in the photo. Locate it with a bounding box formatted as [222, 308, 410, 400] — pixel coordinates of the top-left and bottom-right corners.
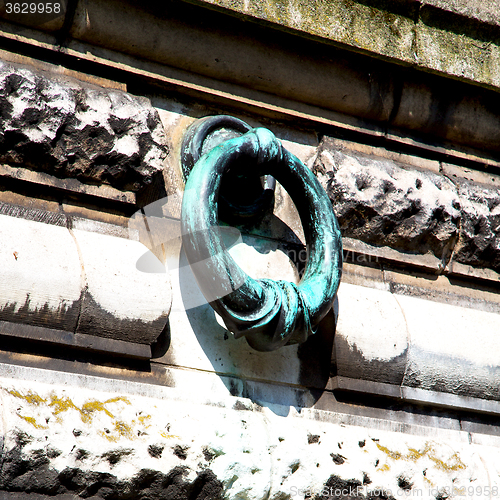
[0, 61, 167, 192]
[314, 138, 500, 273]
[0, 438, 222, 499]
[314, 140, 461, 265]
[453, 179, 500, 273]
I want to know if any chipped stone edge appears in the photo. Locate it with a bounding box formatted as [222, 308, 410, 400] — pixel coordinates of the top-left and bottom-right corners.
[0, 164, 137, 205]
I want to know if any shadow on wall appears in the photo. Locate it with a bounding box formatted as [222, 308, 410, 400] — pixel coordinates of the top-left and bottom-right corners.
[176, 232, 336, 414]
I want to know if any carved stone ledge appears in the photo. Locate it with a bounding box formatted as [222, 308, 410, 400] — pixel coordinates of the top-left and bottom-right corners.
[0, 61, 168, 192]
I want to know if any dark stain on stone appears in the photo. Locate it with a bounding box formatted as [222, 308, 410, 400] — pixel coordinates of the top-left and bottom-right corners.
[228, 379, 240, 397]
[148, 444, 165, 459]
[233, 400, 251, 411]
[46, 448, 62, 459]
[316, 475, 395, 500]
[435, 492, 449, 500]
[77, 290, 168, 345]
[298, 309, 336, 393]
[308, 434, 320, 444]
[75, 449, 89, 461]
[0, 441, 222, 499]
[173, 445, 189, 460]
[397, 475, 413, 491]
[14, 431, 32, 447]
[359, 440, 366, 448]
[330, 454, 346, 465]
[363, 473, 372, 485]
[335, 335, 408, 387]
[202, 447, 216, 462]
[0, 292, 81, 334]
[102, 448, 134, 465]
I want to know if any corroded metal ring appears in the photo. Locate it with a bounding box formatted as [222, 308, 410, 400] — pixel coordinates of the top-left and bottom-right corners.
[181, 126, 342, 351]
[181, 115, 275, 223]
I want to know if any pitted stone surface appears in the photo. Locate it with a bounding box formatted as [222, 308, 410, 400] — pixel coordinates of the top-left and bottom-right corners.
[453, 179, 500, 273]
[0, 369, 499, 500]
[0, 61, 167, 192]
[314, 139, 461, 266]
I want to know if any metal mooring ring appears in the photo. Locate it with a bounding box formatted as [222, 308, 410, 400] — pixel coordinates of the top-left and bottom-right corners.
[181, 115, 276, 223]
[181, 124, 342, 351]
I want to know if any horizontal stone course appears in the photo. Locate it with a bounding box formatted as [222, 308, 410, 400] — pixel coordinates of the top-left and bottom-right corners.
[0, 212, 171, 348]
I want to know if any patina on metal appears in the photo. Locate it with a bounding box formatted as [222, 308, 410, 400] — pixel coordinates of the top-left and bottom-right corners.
[181, 116, 342, 351]
[181, 115, 275, 224]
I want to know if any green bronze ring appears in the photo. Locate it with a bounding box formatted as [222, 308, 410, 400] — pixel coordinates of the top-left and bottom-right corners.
[181, 125, 342, 351]
[181, 115, 276, 223]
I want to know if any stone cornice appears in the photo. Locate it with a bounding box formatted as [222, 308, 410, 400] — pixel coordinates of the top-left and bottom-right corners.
[187, 0, 500, 91]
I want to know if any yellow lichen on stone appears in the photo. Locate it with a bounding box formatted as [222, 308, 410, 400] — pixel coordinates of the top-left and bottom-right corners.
[6, 387, 132, 426]
[48, 395, 131, 424]
[8, 389, 47, 405]
[18, 414, 47, 429]
[100, 429, 119, 442]
[138, 414, 151, 427]
[376, 443, 402, 460]
[430, 452, 466, 472]
[406, 445, 431, 461]
[376, 442, 466, 473]
[114, 420, 134, 439]
[160, 431, 180, 439]
[49, 395, 81, 416]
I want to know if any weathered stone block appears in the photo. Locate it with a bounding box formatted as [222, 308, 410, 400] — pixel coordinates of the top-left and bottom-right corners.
[314, 138, 461, 266]
[73, 229, 172, 344]
[0, 210, 171, 347]
[452, 179, 500, 273]
[335, 283, 408, 386]
[0, 214, 82, 332]
[0, 61, 167, 192]
[398, 293, 500, 401]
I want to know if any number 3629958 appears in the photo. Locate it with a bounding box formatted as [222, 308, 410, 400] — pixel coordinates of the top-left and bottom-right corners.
[5, 3, 62, 14]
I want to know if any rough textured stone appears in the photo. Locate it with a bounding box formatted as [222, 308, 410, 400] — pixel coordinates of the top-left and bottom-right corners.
[1, 369, 499, 500]
[415, 6, 500, 91]
[0, 441, 223, 499]
[0, 61, 167, 192]
[451, 179, 500, 273]
[423, 0, 500, 27]
[314, 139, 461, 267]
